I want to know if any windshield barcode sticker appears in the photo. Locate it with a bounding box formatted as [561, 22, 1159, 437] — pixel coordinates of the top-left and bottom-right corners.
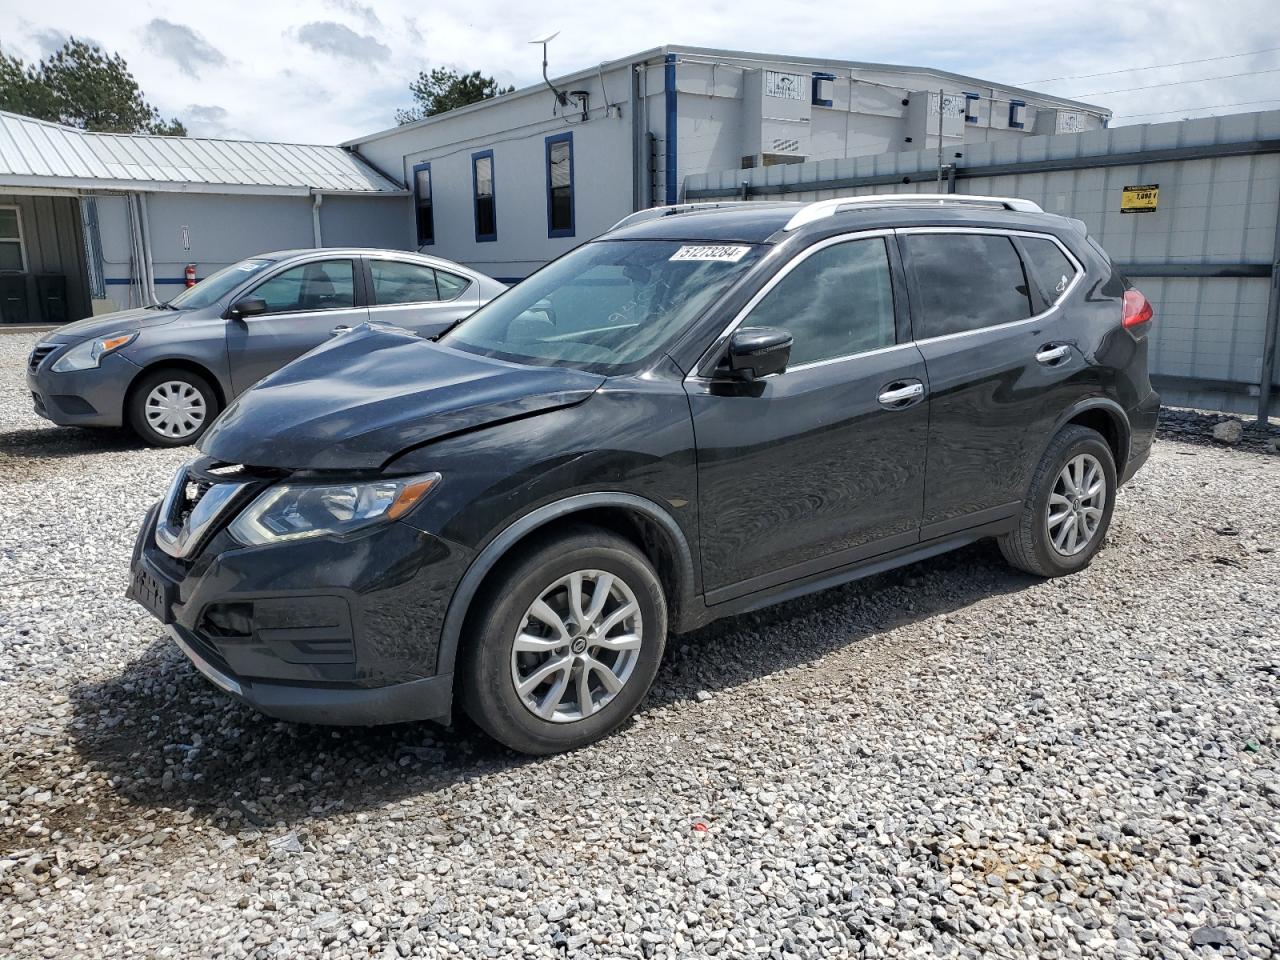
[669, 245, 751, 263]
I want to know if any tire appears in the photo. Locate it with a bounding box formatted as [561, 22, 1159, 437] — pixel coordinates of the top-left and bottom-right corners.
[999, 425, 1117, 577]
[458, 526, 668, 755]
[127, 368, 220, 447]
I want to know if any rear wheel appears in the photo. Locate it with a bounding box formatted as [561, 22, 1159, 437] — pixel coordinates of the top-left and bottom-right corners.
[999, 425, 1117, 577]
[458, 527, 667, 755]
[127, 368, 219, 447]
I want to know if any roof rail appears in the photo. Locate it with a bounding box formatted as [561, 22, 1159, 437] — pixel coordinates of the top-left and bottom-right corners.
[783, 193, 1044, 231]
[610, 201, 763, 231]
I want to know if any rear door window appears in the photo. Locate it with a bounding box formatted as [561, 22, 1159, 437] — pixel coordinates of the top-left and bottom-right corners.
[434, 270, 471, 301]
[744, 237, 896, 366]
[370, 260, 439, 304]
[1020, 236, 1079, 302]
[902, 233, 1033, 338]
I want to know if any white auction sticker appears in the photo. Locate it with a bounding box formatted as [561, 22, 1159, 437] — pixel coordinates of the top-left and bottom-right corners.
[669, 245, 751, 263]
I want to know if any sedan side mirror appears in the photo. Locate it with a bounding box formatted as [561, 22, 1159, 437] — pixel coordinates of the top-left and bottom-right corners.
[723, 326, 793, 381]
[230, 296, 268, 319]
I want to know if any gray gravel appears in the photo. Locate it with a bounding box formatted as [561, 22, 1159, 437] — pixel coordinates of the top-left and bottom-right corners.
[2, 328, 1279, 959]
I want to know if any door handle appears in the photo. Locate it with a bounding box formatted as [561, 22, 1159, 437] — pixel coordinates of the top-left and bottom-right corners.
[1035, 344, 1071, 365]
[330, 325, 352, 336]
[877, 380, 925, 408]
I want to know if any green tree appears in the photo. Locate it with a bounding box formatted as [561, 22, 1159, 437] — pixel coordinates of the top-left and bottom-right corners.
[0, 38, 186, 135]
[396, 67, 514, 124]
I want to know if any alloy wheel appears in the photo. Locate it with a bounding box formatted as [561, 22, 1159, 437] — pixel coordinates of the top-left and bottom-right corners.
[1046, 453, 1106, 556]
[144, 380, 207, 439]
[510, 569, 644, 723]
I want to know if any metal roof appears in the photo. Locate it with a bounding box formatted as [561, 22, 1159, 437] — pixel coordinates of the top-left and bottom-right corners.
[0, 111, 406, 196]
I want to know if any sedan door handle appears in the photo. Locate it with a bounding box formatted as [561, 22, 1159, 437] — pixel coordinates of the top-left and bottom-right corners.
[331, 325, 352, 336]
[1035, 344, 1071, 365]
[877, 380, 925, 409]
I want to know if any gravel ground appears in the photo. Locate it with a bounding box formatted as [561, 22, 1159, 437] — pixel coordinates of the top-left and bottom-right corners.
[2, 329, 1279, 960]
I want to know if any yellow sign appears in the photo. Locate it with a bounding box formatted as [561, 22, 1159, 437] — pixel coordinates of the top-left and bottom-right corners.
[1121, 184, 1159, 214]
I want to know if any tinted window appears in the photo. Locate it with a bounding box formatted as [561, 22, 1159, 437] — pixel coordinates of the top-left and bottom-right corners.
[435, 271, 470, 301]
[414, 165, 433, 246]
[370, 260, 438, 305]
[903, 234, 1033, 338]
[252, 260, 355, 314]
[443, 240, 762, 374]
[746, 238, 896, 366]
[547, 135, 574, 237]
[473, 153, 496, 241]
[1020, 236, 1078, 302]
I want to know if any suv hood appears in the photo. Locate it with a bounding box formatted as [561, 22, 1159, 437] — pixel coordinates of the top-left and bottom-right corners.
[200, 324, 606, 470]
[45, 305, 186, 343]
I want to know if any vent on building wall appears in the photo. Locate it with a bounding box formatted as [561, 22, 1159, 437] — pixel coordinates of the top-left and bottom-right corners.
[771, 138, 801, 153]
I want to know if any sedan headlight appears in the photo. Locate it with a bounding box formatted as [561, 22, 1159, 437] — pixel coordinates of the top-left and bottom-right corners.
[51, 332, 138, 372]
[228, 473, 441, 546]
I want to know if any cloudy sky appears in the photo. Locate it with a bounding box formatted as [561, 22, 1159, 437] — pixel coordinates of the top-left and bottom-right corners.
[5, 0, 1280, 143]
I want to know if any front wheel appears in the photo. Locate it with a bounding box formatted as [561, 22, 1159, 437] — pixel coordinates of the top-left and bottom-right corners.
[127, 368, 220, 447]
[458, 527, 667, 755]
[999, 425, 1117, 577]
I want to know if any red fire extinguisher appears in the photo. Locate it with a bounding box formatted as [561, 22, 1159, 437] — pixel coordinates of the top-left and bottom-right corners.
[184, 263, 197, 288]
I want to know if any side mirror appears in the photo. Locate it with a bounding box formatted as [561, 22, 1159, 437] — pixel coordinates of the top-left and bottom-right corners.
[722, 326, 793, 381]
[230, 296, 268, 319]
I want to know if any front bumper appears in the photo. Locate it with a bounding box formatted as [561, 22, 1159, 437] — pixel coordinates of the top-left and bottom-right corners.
[26, 347, 138, 427]
[128, 499, 473, 726]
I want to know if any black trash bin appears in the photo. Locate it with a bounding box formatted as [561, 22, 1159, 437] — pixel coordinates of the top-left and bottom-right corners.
[0, 273, 30, 324]
[36, 274, 68, 325]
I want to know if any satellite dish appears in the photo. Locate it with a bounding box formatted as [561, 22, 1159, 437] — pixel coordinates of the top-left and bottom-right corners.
[529, 30, 568, 107]
[528, 30, 560, 45]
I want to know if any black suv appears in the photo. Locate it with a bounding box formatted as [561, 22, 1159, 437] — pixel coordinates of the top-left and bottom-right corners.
[128, 195, 1159, 755]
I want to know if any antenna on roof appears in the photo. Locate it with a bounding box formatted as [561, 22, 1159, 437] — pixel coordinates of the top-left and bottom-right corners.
[529, 31, 590, 121]
[529, 31, 567, 107]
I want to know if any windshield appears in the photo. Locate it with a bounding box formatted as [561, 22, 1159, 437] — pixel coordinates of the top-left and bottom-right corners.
[167, 258, 275, 310]
[440, 240, 762, 374]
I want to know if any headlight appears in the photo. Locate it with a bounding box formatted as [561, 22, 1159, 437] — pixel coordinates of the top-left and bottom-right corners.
[227, 473, 441, 546]
[51, 332, 137, 372]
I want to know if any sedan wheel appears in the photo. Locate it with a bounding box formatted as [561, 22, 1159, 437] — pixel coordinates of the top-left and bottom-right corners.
[511, 570, 644, 723]
[144, 380, 208, 441]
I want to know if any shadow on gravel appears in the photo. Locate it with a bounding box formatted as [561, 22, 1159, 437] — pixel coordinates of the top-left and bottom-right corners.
[65, 541, 1033, 835]
[0, 425, 143, 463]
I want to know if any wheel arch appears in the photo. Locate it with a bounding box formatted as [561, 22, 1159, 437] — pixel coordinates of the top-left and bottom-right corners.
[1049, 397, 1131, 471]
[122, 357, 228, 423]
[435, 493, 698, 681]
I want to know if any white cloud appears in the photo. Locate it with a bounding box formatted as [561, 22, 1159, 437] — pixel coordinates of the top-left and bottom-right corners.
[9, 1, 1280, 143]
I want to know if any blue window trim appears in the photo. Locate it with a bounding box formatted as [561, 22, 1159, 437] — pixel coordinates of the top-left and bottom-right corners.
[664, 53, 678, 206]
[545, 131, 575, 239]
[1008, 99, 1026, 129]
[411, 160, 433, 247]
[811, 71, 835, 108]
[964, 92, 980, 124]
[471, 150, 496, 243]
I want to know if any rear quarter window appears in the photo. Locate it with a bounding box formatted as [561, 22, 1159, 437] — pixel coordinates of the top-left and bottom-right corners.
[902, 233, 1033, 338]
[1020, 236, 1079, 303]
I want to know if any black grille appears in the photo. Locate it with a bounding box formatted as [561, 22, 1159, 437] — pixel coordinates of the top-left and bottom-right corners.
[28, 344, 57, 373]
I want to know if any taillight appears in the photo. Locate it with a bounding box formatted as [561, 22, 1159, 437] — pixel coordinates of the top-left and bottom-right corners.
[1122, 289, 1154, 331]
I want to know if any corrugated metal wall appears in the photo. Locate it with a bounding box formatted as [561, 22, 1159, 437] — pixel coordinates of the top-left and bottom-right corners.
[0, 192, 91, 323]
[685, 110, 1280, 418]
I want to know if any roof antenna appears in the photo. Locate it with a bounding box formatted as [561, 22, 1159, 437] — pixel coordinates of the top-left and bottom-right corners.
[529, 31, 568, 108]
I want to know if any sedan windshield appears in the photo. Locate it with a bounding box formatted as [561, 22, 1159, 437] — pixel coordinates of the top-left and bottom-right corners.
[441, 240, 762, 374]
[167, 258, 275, 310]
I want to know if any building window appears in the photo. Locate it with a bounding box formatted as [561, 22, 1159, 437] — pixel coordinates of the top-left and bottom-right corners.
[1008, 99, 1026, 129]
[472, 150, 496, 243]
[412, 162, 433, 247]
[964, 92, 980, 124]
[0, 206, 27, 271]
[811, 72, 835, 108]
[545, 132, 575, 239]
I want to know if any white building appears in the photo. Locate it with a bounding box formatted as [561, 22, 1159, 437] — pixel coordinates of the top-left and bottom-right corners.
[345, 44, 1110, 281]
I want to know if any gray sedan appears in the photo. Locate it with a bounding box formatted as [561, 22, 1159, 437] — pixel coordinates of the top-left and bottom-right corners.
[25, 248, 507, 446]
